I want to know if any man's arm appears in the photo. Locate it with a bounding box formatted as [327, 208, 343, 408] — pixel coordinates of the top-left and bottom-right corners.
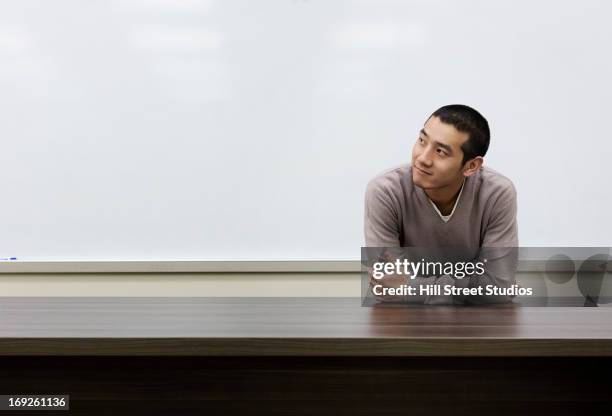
[364, 179, 401, 247]
[452, 183, 519, 304]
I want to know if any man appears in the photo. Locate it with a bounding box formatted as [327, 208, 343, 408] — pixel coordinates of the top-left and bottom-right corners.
[363, 104, 518, 305]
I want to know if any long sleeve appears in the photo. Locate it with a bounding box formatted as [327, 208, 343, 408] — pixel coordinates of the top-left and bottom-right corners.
[364, 179, 401, 247]
[452, 183, 519, 304]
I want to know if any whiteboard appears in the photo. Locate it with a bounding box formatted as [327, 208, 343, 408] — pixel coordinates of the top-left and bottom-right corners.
[1, 0, 610, 261]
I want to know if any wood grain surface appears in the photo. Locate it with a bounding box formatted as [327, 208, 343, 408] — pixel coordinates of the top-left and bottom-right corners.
[1, 297, 611, 356]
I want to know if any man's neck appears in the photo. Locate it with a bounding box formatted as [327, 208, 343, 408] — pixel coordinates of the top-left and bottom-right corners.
[424, 177, 465, 216]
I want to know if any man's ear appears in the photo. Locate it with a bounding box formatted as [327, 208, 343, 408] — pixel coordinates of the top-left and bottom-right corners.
[462, 156, 483, 177]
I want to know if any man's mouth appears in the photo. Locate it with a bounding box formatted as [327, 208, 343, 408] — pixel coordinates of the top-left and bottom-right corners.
[414, 166, 432, 176]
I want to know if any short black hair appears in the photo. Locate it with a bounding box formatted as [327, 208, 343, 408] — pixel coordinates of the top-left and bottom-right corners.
[428, 104, 490, 165]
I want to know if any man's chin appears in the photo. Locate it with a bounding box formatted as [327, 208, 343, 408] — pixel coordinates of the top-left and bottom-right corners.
[412, 173, 427, 187]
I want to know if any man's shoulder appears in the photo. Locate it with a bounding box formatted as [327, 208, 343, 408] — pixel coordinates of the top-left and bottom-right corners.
[477, 166, 517, 198]
[365, 163, 412, 196]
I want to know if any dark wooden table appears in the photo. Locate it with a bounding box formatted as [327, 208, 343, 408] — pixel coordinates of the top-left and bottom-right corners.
[1, 297, 611, 415]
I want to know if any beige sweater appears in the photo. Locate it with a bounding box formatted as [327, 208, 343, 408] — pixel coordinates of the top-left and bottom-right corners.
[364, 164, 518, 305]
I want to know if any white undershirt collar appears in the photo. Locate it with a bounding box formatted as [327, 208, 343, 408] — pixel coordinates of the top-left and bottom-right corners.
[428, 179, 466, 223]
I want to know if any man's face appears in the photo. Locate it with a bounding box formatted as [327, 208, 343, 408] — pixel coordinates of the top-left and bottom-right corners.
[411, 116, 470, 190]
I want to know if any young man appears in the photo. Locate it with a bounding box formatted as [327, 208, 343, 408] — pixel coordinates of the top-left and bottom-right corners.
[363, 104, 518, 304]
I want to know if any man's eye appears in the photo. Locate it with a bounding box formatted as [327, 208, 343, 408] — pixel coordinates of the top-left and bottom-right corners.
[418, 137, 425, 144]
[437, 149, 447, 156]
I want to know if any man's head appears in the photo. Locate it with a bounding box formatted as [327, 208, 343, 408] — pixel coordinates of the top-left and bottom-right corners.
[411, 104, 490, 190]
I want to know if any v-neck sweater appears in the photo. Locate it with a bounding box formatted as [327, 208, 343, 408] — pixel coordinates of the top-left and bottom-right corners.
[364, 163, 517, 248]
[364, 163, 518, 305]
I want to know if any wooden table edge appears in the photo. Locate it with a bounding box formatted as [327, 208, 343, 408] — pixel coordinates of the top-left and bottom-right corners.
[1, 337, 611, 356]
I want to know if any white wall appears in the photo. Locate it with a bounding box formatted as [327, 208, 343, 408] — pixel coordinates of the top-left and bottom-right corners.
[1, 0, 611, 262]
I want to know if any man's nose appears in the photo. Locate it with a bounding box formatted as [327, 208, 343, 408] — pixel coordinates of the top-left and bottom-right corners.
[417, 146, 433, 166]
